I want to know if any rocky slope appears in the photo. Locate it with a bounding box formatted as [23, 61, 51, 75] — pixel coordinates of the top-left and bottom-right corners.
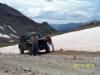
[0, 3, 56, 43]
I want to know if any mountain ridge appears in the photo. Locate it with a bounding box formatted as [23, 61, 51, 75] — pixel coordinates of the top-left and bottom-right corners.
[50, 22, 85, 32]
[0, 3, 56, 43]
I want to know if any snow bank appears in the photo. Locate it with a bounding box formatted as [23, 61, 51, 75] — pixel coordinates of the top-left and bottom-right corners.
[52, 27, 100, 52]
[0, 45, 19, 54]
[0, 27, 100, 54]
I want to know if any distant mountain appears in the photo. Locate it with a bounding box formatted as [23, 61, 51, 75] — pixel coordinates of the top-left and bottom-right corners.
[50, 19, 99, 32]
[50, 22, 85, 32]
[69, 21, 100, 32]
[0, 3, 56, 43]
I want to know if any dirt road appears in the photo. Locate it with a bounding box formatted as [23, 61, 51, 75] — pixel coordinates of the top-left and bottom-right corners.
[0, 52, 100, 75]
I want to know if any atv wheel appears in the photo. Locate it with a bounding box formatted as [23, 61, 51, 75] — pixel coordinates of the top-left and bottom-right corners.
[20, 48, 24, 54]
[45, 45, 50, 53]
[29, 47, 32, 55]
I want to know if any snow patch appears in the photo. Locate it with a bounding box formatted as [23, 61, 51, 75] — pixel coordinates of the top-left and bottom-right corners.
[0, 27, 100, 54]
[8, 25, 17, 33]
[52, 27, 100, 52]
[10, 34, 19, 38]
[0, 45, 19, 54]
[0, 33, 11, 38]
[0, 26, 4, 30]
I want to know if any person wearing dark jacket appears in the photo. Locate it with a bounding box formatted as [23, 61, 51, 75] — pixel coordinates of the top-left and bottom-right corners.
[44, 35, 54, 52]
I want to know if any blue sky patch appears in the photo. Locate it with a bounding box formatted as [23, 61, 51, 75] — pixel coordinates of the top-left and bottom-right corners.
[46, 0, 53, 2]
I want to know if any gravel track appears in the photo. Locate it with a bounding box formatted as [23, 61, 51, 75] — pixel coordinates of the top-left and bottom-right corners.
[0, 52, 100, 75]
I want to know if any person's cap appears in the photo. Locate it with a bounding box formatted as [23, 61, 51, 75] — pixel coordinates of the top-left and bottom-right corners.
[32, 32, 36, 35]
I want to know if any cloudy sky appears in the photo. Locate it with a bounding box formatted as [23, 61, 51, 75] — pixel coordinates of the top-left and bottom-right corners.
[0, 0, 100, 24]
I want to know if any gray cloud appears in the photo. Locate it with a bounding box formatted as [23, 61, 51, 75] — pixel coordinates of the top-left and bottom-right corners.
[0, 0, 99, 24]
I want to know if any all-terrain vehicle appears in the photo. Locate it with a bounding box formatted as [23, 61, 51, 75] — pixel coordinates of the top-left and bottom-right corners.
[18, 33, 50, 55]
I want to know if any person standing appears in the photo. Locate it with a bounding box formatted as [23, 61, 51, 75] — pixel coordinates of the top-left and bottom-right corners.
[31, 32, 38, 55]
[44, 35, 54, 52]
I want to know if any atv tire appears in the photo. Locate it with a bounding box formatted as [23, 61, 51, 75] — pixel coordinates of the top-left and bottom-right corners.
[29, 47, 32, 55]
[19, 48, 24, 54]
[45, 45, 50, 53]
